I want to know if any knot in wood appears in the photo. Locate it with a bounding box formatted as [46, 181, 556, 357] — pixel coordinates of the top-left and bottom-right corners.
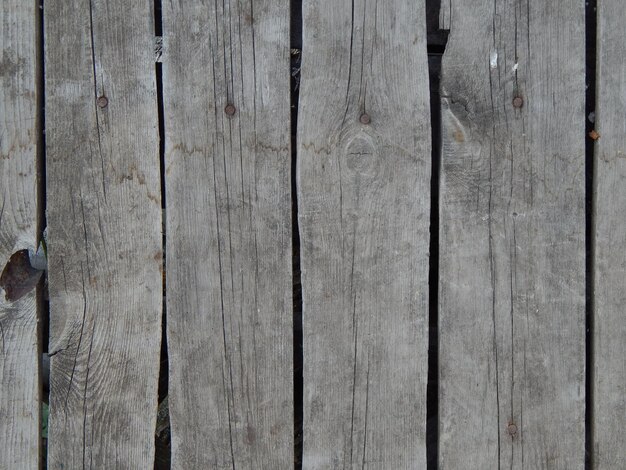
[345, 135, 376, 174]
[507, 422, 518, 436]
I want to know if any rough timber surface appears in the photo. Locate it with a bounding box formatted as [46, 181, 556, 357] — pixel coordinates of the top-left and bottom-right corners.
[439, 0, 452, 31]
[297, 0, 432, 467]
[44, 0, 162, 467]
[593, 1, 626, 467]
[0, 1, 41, 468]
[438, 1, 586, 468]
[162, 0, 293, 468]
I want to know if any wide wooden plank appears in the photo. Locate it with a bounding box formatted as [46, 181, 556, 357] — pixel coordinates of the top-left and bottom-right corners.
[44, 1, 162, 467]
[0, 1, 41, 467]
[593, 1, 626, 467]
[439, 2, 585, 468]
[162, 1, 293, 468]
[297, 1, 431, 467]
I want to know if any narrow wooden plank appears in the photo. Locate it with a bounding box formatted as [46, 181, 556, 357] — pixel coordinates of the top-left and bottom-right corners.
[439, 2, 585, 468]
[298, 1, 431, 467]
[593, 1, 626, 467]
[44, 1, 162, 467]
[439, 0, 451, 30]
[162, 1, 293, 468]
[0, 1, 41, 467]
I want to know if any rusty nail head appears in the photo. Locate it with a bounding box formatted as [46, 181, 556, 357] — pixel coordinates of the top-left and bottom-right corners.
[359, 113, 371, 124]
[512, 96, 524, 108]
[225, 104, 236, 116]
[97, 96, 108, 108]
[507, 423, 518, 436]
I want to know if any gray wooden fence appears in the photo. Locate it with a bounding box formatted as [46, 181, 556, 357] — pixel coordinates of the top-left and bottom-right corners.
[0, 0, 624, 469]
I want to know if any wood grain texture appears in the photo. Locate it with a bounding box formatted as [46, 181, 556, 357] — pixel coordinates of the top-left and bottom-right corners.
[0, 1, 41, 467]
[297, 1, 431, 467]
[162, 1, 293, 468]
[44, 0, 162, 467]
[439, 1, 585, 468]
[593, 1, 626, 467]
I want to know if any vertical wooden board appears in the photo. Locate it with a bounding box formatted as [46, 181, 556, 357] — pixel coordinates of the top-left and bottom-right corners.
[439, 1, 585, 468]
[44, 0, 162, 467]
[298, 1, 431, 467]
[0, 1, 40, 467]
[440, 0, 451, 30]
[593, 1, 626, 467]
[162, 1, 292, 468]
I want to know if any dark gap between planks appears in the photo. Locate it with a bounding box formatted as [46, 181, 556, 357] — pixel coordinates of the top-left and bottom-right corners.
[426, 53, 442, 470]
[426, 1, 448, 469]
[584, 0, 597, 468]
[291, 0, 303, 468]
[153, 0, 171, 468]
[36, 0, 48, 354]
[37, 0, 50, 468]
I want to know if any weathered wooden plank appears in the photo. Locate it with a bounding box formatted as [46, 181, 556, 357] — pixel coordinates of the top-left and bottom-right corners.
[439, 0, 452, 30]
[0, 1, 41, 467]
[162, 1, 293, 468]
[439, 2, 586, 468]
[593, 1, 626, 467]
[298, 1, 431, 467]
[44, 0, 162, 467]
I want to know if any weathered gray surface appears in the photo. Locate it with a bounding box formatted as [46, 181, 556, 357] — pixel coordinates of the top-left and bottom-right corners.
[439, 2, 586, 468]
[297, 1, 431, 467]
[44, 1, 162, 467]
[593, 1, 626, 467]
[162, 1, 293, 468]
[0, 2, 41, 468]
[439, 1, 452, 30]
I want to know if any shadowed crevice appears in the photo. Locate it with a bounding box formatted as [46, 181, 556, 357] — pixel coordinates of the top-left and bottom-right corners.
[291, 0, 303, 468]
[426, 1, 448, 467]
[584, 0, 597, 468]
[153, 0, 171, 468]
